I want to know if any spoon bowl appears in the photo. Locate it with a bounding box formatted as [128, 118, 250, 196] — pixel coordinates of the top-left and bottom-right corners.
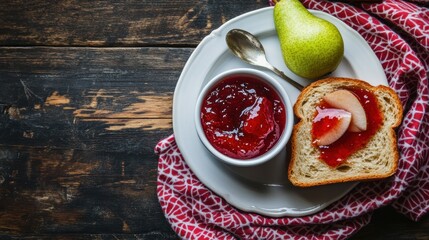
[226, 29, 304, 91]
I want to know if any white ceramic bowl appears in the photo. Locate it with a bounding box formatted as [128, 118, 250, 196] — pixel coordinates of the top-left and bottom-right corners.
[195, 68, 294, 167]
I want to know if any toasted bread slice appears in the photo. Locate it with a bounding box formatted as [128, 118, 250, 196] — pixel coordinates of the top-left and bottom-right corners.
[289, 78, 403, 187]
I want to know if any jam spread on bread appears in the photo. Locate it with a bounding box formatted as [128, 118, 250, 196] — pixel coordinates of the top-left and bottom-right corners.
[201, 75, 286, 159]
[312, 87, 383, 167]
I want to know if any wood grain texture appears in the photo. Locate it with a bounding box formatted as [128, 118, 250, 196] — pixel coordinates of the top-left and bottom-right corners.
[0, 0, 267, 47]
[0, 47, 184, 151]
[351, 208, 429, 239]
[0, 146, 174, 235]
[0, 234, 178, 240]
[0, 46, 178, 236]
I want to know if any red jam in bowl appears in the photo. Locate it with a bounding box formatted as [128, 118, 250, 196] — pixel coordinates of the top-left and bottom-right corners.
[200, 74, 286, 160]
[312, 87, 383, 167]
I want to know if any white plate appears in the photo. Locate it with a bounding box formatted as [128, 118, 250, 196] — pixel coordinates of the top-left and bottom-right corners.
[172, 7, 387, 217]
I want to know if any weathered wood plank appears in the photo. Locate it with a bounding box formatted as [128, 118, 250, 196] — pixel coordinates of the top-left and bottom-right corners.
[0, 146, 175, 235]
[0, 47, 189, 94]
[0, 0, 267, 46]
[0, 46, 178, 235]
[0, 234, 179, 240]
[351, 207, 429, 239]
[0, 47, 184, 151]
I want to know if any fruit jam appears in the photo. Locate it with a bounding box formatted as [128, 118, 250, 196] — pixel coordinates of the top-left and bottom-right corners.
[200, 75, 286, 159]
[312, 87, 383, 168]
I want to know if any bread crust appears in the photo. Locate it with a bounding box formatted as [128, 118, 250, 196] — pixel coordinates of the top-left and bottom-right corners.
[289, 77, 403, 187]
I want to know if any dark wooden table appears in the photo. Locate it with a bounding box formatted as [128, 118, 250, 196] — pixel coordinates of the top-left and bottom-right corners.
[0, 1, 427, 239]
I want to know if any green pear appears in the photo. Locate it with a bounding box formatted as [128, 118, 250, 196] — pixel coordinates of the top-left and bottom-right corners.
[274, 0, 344, 79]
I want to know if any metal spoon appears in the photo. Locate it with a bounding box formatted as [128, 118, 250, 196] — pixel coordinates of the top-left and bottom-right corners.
[225, 29, 304, 91]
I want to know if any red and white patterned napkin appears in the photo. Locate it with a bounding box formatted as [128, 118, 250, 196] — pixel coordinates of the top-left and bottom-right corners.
[156, 0, 429, 239]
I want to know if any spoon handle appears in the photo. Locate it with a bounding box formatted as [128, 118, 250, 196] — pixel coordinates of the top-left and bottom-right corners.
[265, 64, 304, 91]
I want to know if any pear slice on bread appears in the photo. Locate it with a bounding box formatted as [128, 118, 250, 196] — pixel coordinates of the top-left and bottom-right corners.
[289, 78, 403, 187]
[313, 108, 351, 146]
[323, 90, 367, 132]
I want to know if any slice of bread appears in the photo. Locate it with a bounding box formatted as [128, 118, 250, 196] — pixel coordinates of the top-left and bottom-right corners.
[289, 77, 403, 187]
